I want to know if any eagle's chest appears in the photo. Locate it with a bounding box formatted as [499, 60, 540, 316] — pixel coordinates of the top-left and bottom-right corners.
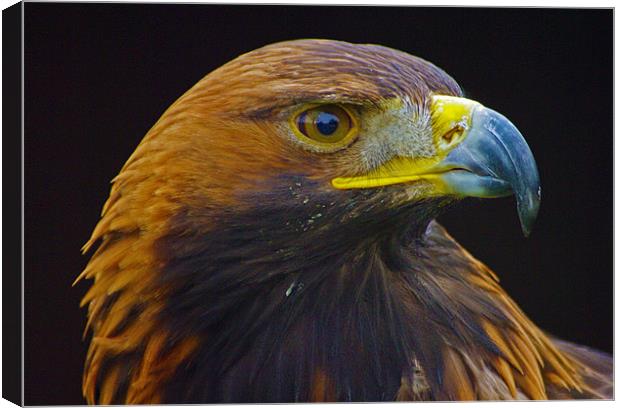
[203, 296, 414, 402]
[172, 260, 430, 402]
[196, 283, 524, 403]
[157, 218, 520, 402]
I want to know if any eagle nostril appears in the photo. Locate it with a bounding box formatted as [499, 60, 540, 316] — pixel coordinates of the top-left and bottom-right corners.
[440, 125, 464, 148]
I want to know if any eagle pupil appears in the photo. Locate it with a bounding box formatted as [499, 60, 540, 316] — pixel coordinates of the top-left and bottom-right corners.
[315, 112, 339, 136]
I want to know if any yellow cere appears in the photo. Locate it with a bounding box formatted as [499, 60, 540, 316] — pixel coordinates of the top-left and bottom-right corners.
[331, 95, 482, 190]
[430, 95, 480, 152]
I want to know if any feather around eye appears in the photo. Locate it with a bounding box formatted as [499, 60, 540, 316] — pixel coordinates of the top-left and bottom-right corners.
[290, 104, 358, 150]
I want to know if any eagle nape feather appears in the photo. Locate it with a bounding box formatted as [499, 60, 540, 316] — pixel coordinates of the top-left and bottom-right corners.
[77, 39, 612, 403]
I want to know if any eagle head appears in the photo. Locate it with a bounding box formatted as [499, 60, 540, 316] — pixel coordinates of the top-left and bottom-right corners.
[78, 40, 606, 404]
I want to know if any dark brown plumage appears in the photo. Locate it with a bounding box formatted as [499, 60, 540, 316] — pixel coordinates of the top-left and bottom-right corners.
[77, 39, 612, 403]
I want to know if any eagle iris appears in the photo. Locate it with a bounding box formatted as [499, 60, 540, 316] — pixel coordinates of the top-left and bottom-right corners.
[294, 104, 354, 145]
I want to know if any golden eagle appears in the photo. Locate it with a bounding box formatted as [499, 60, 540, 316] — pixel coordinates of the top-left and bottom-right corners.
[77, 39, 612, 403]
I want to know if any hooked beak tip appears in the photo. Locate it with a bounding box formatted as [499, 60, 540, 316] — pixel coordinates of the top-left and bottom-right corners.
[518, 186, 541, 237]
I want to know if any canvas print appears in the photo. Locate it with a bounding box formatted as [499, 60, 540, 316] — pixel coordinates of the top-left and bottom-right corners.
[11, 3, 613, 405]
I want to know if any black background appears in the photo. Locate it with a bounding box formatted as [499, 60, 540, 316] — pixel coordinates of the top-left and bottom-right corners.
[23, 4, 612, 405]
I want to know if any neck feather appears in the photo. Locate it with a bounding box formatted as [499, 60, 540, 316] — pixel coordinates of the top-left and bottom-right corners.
[151, 189, 583, 401]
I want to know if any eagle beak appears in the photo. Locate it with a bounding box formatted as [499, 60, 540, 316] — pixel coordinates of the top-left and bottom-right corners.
[436, 96, 541, 236]
[331, 95, 541, 236]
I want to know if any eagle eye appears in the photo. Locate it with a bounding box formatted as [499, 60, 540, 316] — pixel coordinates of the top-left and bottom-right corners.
[291, 104, 357, 149]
